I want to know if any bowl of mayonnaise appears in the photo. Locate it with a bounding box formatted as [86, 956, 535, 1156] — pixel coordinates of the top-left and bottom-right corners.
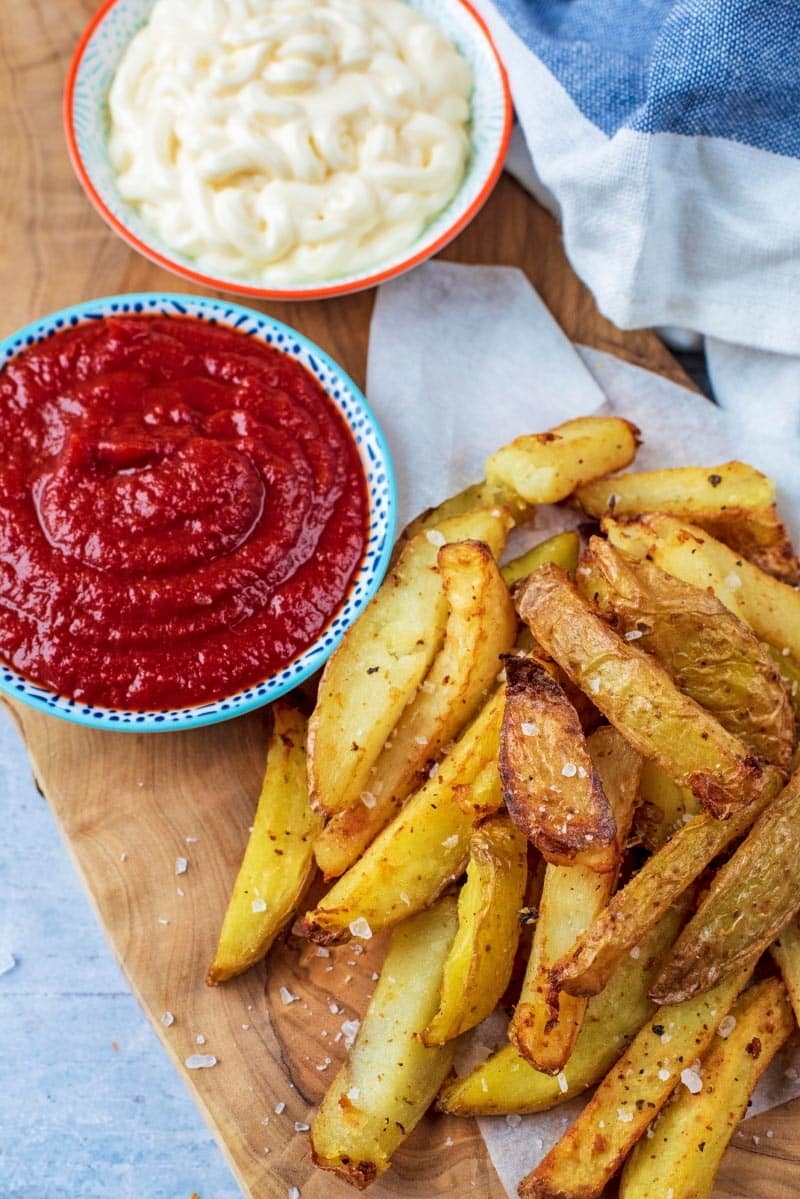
[65, 0, 512, 300]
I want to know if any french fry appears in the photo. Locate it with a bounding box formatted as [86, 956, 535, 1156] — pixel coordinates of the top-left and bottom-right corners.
[603, 512, 800, 664]
[398, 481, 529, 552]
[652, 764, 800, 1004]
[634, 760, 700, 852]
[509, 728, 642, 1073]
[516, 563, 780, 820]
[308, 506, 512, 818]
[422, 814, 527, 1046]
[771, 914, 800, 1025]
[206, 704, 320, 985]
[313, 539, 516, 877]
[502, 530, 581, 588]
[552, 787, 777, 1000]
[302, 691, 504, 944]
[577, 460, 800, 583]
[486, 416, 640, 505]
[577, 536, 794, 770]
[437, 898, 687, 1117]
[311, 896, 459, 1189]
[499, 656, 616, 865]
[619, 979, 795, 1199]
[517, 965, 751, 1199]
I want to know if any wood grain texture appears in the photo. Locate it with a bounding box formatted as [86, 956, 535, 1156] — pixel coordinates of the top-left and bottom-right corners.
[2, 2, 799, 1198]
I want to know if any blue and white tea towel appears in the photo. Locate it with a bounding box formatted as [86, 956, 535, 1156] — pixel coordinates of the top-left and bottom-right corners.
[472, 0, 800, 426]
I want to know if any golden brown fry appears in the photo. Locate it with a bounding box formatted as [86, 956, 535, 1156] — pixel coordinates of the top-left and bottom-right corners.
[619, 979, 795, 1199]
[437, 899, 687, 1117]
[207, 704, 320, 985]
[486, 416, 640, 505]
[499, 656, 615, 864]
[517, 966, 751, 1199]
[634, 760, 700, 853]
[516, 563, 779, 820]
[577, 536, 794, 770]
[604, 512, 800, 663]
[308, 506, 512, 818]
[502, 531, 581, 588]
[397, 481, 530, 554]
[577, 460, 800, 583]
[311, 896, 459, 1189]
[509, 728, 641, 1073]
[771, 914, 800, 1025]
[423, 815, 527, 1046]
[302, 691, 504, 944]
[652, 764, 800, 1004]
[552, 777, 777, 999]
[313, 538, 516, 877]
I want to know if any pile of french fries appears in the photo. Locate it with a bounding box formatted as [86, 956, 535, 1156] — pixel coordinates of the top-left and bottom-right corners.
[207, 415, 800, 1198]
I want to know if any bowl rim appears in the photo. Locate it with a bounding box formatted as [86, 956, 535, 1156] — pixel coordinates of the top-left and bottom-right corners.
[63, 0, 513, 301]
[0, 292, 397, 732]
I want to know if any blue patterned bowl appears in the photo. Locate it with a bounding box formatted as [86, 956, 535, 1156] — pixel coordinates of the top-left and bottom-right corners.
[0, 294, 396, 731]
[64, 0, 511, 301]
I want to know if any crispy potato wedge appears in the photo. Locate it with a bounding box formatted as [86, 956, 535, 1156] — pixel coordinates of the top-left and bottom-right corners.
[604, 512, 800, 664]
[398, 481, 529, 553]
[485, 416, 640, 505]
[502, 531, 581, 588]
[516, 563, 779, 820]
[510, 728, 641, 1073]
[311, 896, 459, 1189]
[308, 506, 512, 818]
[771, 914, 800, 1025]
[313, 539, 516, 878]
[437, 898, 687, 1116]
[302, 691, 504, 944]
[423, 815, 527, 1046]
[517, 965, 751, 1199]
[553, 772, 778, 999]
[207, 704, 320, 985]
[577, 537, 794, 770]
[619, 978, 795, 1199]
[499, 656, 616, 864]
[652, 764, 800, 1004]
[634, 760, 700, 853]
[577, 460, 800, 583]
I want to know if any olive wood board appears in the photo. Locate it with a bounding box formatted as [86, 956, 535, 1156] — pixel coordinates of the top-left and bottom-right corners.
[3, 3, 800, 1196]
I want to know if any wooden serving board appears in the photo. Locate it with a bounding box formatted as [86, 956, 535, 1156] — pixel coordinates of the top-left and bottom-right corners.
[4, 4, 800, 1197]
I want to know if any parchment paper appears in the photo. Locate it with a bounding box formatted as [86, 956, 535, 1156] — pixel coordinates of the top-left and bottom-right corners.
[367, 261, 800, 1197]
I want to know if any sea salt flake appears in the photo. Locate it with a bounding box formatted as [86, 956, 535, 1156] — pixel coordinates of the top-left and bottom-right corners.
[341, 1018, 361, 1048]
[661, 1033, 672, 1044]
[442, 834, 459, 849]
[242, 1024, 250, 1031]
[251, 897, 267, 913]
[629, 946, 641, 960]
[717, 1015, 737, 1039]
[481, 1078, 489, 1093]
[157, 918, 169, 926]
[315, 947, 330, 958]
[294, 1121, 310, 1132]
[588, 677, 601, 694]
[414, 735, 428, 746]
[347, 1086, 361, 1100]
[767, 1129, 775, 1138]
[196, 1034, 206, 1045]
[279, 986, 299, 1006]
[561, 763, 577, 778]
[329, 1003, 341, 1015]
[428, 762, 440, 779]
[315, 1059, 332, 1072]
[185, 836, 198, 843]
[175, 857, 188, 875]
[349, 917, 372, 940]
[752, 1135, 761, 1145]
[426, 530, 446, 547]
[577, 766, 588, 778]
[617, 1107, 633, 1123]
[624, 629, 643, 641]
[176, 887, 185, 897]
[119, 852, 128, 862]
[360, 791, 377, 809]
[185, 1054, 217, 1069]
[288, 1187, 300, 1199]
[160, 1011, 174, 1027]
[556, 1072, 568, 1094]
[496, 668, 507, 683]
[506, 1114, 522, 1129]
[400, 891, 411, 906]
[445, 1136, 454, 1147]
[421, 680, 437, 694]
[658, 1068, 671, 1081]
[724, 572, 742, 591]
[274, 1101, 286, 1114]
[521, 722, 539, 736]
[680, 1067, 702, 1094]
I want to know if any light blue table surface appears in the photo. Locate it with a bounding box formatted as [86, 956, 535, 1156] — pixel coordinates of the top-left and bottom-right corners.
[0, 708, 242, 1199]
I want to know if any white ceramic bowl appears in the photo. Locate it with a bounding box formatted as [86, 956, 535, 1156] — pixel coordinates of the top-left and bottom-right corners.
[0, 293, 396, 731]
[64, 0, 512, 301]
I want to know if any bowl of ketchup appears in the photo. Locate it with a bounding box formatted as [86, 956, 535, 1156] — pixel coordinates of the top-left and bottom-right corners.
[0, 294, 395, 730]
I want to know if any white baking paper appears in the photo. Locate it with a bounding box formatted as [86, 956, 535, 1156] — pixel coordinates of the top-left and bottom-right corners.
[367, 261, 800, 1198]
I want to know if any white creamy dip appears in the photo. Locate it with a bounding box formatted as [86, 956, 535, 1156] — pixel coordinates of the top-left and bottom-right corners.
[108, 0, 473, 284]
